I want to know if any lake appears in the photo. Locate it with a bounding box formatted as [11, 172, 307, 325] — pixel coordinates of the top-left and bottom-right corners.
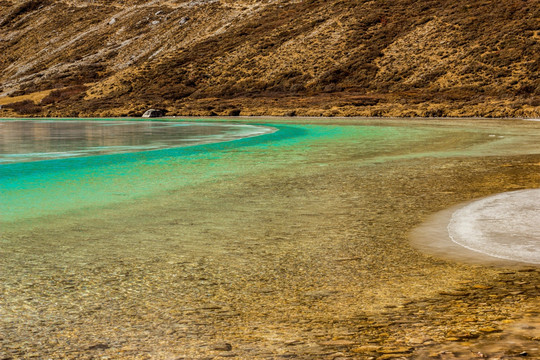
[1, 117, 539, 359]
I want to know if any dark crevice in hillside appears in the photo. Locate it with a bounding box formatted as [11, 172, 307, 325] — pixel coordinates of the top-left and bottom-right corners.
[0, 0, 49, 28]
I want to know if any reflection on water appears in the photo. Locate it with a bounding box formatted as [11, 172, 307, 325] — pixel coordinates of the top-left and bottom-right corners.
[0, 120, 274, 163]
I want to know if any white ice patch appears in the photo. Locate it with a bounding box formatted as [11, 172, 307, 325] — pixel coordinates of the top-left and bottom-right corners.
[448, 189, 540, 264]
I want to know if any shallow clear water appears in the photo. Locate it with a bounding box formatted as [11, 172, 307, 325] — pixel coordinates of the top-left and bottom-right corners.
[2, 118, 537, 225]
[0, 119, 437, 223]
[1, 118, 539, 358]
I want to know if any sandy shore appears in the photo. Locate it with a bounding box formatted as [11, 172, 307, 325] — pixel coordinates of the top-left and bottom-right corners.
[1, 118, 539, 359]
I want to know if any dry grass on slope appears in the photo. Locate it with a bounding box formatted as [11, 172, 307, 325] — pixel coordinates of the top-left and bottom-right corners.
[0, 0, 538, 118]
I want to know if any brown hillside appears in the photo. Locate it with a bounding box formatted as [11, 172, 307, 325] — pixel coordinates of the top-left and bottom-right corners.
[0, 0, 539, 118]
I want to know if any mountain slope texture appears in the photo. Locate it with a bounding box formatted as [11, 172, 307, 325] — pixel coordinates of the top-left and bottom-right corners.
[0, 0, 539, 118]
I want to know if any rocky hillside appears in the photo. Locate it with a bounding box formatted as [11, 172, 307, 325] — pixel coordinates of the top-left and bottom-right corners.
[0, 0, 539, 118]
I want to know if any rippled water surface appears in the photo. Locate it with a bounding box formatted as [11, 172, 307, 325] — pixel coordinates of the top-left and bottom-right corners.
[1, 118, 538, 225]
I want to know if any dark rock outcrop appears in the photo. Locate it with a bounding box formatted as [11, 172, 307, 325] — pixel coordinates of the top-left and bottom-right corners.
[142, 109, 164, 118]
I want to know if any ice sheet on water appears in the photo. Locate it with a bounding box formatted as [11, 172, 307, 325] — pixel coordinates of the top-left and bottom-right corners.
[448, 189, 540, 264]
[0, 120, 275, 163]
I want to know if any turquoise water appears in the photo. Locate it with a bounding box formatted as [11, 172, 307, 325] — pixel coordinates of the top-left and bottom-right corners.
[0, 118, 510, 224]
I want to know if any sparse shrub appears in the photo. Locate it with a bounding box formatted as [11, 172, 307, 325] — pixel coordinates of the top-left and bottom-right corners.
[284, 110, 297, 117]
[423, 108, 446, 117]
[323, 84, 343, 93]
[4, 100, 41, 115]
[40, 85, 88, 105]
[9, 90, 26, 97]
[161, 85, 195, 100]
[319, 68, 348, 87]
[290, 84, 306, 93]
[350, 97, 380, 106]
[515, 83, 536, 96]
[527, 97, 540, 107]
[402, 111, 419, 117]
